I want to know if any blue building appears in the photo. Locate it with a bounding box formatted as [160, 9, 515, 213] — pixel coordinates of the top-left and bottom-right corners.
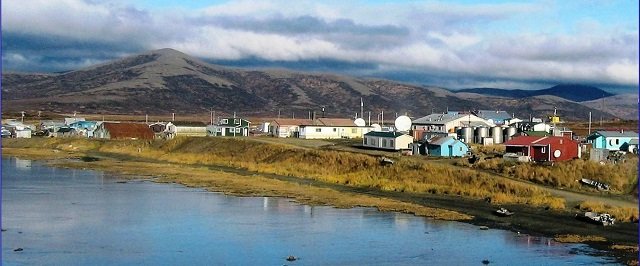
[587, 130, 638, 151]
[426, 136, 469, 157]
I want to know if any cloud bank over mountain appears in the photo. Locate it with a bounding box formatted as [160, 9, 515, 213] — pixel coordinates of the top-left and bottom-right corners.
[2, 0, 638, 91]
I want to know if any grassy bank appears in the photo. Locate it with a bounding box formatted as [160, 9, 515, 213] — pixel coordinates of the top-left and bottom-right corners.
[3, 137, 638, 265]
[462, 156, 638, 194]
[4, 137, 568, 210]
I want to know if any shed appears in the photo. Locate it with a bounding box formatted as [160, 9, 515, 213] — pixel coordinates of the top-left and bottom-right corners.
[363, 131, 413, 150]
[503, 136, 579, 162]
[426, 136, 469, 157]
[95, 122, 154, 140]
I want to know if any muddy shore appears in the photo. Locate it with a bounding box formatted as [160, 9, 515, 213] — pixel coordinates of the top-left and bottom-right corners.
[2, 148, 637, 264]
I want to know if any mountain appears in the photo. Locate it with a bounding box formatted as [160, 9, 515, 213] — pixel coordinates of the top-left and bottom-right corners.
[582, 93, 639, 120]
[456, 84, 614, 102]
[1, 48, 614, 121]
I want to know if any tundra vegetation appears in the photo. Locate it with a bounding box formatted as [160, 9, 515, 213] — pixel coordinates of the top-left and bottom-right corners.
[3, 137, 638, 222]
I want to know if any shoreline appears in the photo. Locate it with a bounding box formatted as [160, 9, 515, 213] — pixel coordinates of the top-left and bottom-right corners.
[2, 147, 637, 265]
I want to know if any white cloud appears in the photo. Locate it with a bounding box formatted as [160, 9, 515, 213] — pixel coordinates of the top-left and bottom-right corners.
[1, 0, 638, 88]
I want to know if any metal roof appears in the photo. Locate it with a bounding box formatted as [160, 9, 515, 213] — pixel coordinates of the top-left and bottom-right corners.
[426, 136, 456, 146]
[591, 131, 638, 138]
[413, 113, 465, 125]
[476, 110, 512, 122]
[364, 131, 408, 138]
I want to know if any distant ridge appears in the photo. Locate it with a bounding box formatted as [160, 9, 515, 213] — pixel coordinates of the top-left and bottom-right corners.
[1, 48, 616, 121]
[456, 84, 614, 102]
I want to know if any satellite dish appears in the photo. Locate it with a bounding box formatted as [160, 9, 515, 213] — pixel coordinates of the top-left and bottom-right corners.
[354, 118, 366, 127]
[554, 150, 561, 158]
[371, 123, 382, 131]
[395, 115, 412, 132]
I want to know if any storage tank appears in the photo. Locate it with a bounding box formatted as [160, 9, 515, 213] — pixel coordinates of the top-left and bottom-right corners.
[460, 127, 473, 143]
[474, 127, 488, 144]
[490, 126, 503, 144]
[503, 127, 517, 141]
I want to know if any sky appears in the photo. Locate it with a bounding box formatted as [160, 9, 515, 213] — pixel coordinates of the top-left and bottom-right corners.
[1, 0, 638, 92]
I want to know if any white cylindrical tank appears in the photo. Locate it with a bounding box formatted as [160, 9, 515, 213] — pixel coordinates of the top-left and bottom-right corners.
[490, 126, 503, 144]
[461, 127, 473, 143]
[503, 127, 517, 141]
[475, 127, 488, 144]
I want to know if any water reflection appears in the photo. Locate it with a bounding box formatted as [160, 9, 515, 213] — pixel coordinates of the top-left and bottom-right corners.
[2, 158, 620, 265]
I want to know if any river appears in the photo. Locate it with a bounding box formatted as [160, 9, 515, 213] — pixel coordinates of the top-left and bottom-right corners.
[2, 158, 619, 265]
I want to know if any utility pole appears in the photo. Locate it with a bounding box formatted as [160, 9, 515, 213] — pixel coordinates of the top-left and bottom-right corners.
[172, 113, 175, 122]
[368, 111, 371, 126]
[278, 109, 281, 119]
[145, 114, 148, 124]
[360, 97, 364, 119]
[210, 108, 214, 125]
[588, 111, 592, 135]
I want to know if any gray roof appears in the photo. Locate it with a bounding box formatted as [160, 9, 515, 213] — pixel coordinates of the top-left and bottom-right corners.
[364, 131, 408, 138]
[629, 139, 639, 145]
[413, 113, 464, 125]
[594, 131, 638, 138]
[427, 136, 455, 146]
[476, 110, 512, 122]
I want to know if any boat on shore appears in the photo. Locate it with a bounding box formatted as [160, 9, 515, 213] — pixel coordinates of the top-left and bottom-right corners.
[576, 212, 615, 226]
[579, 178, 610, 191]
[494, 208, 514, 217]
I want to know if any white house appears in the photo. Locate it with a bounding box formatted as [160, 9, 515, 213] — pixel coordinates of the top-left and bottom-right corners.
[269, 119, 313, 138]
[363, 131, 413, 150]
[411, 112, 493, 140]
[299, 118, 374, 139]
[165, 121, 208, 138]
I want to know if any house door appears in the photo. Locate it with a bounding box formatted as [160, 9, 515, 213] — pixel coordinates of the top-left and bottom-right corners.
[448, 145, 453, 157]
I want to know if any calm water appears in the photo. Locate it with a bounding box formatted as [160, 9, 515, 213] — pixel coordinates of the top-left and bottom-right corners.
[2, 158, 618, 265]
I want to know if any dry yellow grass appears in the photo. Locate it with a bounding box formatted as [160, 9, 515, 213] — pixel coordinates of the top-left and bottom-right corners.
[474, 156, 638, 193]
[554, 234, 607, 243]
[611, 245, 639, 252]
[4, 137, 567, 210]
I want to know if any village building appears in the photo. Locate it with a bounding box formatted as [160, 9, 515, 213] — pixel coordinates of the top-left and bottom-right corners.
[518, 122, 551, 133]
[411, 112, 493, 141]
[586, 130, 639, 151]
[475, 110, 512, 125]
[94, 122, 154, 140]
[69, 121, 98, 138]
[166, 121, 208, 138]
[362, 131, 413, 150]
[425, 136, 469, 157]
[503, 136, 580, 162]
[207, 118, 250, 137]
[298, 118, 373, 139]
[49, 127, 76, 138]
[268, 119, 313, 138]
[64, 117, 86, 125]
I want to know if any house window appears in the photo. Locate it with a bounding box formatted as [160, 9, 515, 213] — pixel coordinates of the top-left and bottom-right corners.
[333, 128, 337, 132]
[460, 147, 463, 152]
[352, 128, 357, 133]
[315, 128, 322, 132]
[382, 139, 387, 147]
[234, 119, 239, 124]
[216, 128, 222, 132]
[235, 128, 241, 133]
[609, 139, 613, 146]
[364, 138, 368, 145]
[541, 147, 546, 153]
[616, 139, 619, 145]
[390, 139, 394, 147]
[222, 119, 228, 124]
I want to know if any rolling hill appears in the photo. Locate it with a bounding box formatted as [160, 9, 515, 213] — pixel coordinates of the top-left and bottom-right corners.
[1, 48, 615, 121]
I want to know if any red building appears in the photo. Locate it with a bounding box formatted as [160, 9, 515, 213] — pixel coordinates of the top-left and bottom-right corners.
[503, 136, 580, 162]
